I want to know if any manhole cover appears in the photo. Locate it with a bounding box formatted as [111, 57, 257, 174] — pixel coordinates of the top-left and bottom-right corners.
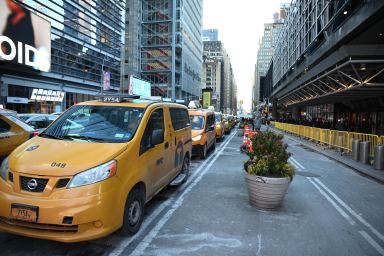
[296, 171, 320, 177]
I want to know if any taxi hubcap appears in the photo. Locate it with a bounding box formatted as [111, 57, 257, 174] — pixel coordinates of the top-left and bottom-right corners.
[129, 200, 141, 225]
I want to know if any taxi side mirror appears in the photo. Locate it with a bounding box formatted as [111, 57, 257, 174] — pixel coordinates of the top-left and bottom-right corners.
[151, 129, 164, 146]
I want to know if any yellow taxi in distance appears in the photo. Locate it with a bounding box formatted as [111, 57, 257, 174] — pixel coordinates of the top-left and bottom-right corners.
[223, 115, 231, 134]
[214, 112, 225, 141]
[0, 95, 192, 242]
[0, 109, 34, 160]
[188, 109, 216, 159]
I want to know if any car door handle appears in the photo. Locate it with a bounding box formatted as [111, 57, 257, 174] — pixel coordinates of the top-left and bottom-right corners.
[165, 142, 169, 149]
[156, 157, 163, 166]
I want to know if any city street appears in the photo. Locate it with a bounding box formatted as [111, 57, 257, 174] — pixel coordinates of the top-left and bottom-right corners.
[1, 128, 383, 256]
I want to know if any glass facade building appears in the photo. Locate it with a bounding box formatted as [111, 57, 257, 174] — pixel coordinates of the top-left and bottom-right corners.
[0, 0, 125, 113]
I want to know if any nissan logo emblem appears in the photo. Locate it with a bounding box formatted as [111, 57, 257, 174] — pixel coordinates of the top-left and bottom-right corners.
[27, 179, 38, 190]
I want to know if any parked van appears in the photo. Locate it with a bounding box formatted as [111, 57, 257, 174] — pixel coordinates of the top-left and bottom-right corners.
[0, 95, 192, 242]
[214, 112, 225, 141]
[188, 109, 216, 158]
[0, 109, 34, 160]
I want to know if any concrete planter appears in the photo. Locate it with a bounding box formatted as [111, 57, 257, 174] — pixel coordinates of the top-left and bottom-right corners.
[244, 171, 291, 209]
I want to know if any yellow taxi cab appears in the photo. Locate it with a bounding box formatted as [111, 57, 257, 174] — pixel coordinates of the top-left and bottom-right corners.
[214, 112, 225, 141]
[188, 109, 216, 159]
[223, 115, 231, 134]
[0, 95, 192, 242]
[0, 109, 34, 160]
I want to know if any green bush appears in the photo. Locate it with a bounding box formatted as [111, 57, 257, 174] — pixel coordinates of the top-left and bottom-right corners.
[245, 131, 295, 180]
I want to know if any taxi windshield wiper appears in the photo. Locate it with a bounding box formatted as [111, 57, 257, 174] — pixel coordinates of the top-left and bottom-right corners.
[62, 134, 106, 142]
[39, 133, 63, 140]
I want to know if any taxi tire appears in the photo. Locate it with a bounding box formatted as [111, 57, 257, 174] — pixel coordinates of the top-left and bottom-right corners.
[201, 144, 207, 159]
[181, 155, 190, 183]
[120, 188, 145, 236]
[212, 139, 216, 150]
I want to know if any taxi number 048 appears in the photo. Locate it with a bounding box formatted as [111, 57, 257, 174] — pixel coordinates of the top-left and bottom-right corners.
[51, 162, 66, 168]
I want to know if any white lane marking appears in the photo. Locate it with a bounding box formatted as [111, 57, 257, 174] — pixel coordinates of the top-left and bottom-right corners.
[288, 159, 301, 170]
[313, 178, 384, 243]
[291, 157, 305, 170]
[128, 132, 237, 256]
[109, 132, 237, 256]
[307, 178, 355, 226]
[359, 230, 384, 256]
[256, 234, 262, 256]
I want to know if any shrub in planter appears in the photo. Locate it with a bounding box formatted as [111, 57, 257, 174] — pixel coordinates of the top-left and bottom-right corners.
[243, 131, 295, 209]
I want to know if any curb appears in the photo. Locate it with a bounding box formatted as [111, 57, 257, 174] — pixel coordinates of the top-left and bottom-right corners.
[272, 128, 384, 184]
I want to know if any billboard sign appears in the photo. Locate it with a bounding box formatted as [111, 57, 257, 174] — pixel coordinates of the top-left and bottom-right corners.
[129, 76, 151, 96]
[0, 0, 51, 72]
[30, 88, 65, 102]
[102, 71, 110, 90]
[202, 88, 212, 109]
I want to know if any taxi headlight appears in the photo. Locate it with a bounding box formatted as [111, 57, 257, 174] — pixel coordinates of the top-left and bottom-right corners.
[0, 157, 9, 181]
[192, 135, 202, 142]
[67, 160, 117, 188]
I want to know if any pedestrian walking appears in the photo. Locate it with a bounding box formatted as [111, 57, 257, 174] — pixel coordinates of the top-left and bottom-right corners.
[254, 116, 262, 131]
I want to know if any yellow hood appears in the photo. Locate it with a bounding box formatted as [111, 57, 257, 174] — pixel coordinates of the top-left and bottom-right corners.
[9, 137, 127, 176]
[191, 129, 203, 138]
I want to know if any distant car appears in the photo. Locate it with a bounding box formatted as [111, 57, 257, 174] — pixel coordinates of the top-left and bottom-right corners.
[214, 112, 225, 141]
[18, 114, 58, 133]
[0, 109, 34, 160]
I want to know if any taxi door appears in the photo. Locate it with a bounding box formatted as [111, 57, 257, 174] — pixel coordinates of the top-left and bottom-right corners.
[139, 108, 169, 194]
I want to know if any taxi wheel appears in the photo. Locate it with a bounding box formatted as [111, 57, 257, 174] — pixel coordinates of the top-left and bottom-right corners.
[120, 188, 144, 235]
[201, 144, 207, 159]
[212, 139, 216, 150]
[181, 156, 190, 183]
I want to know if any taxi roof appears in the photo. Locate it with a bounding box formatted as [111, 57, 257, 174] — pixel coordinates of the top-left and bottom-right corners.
[188, 109, 214, 116]
[77, 99, 187, 109]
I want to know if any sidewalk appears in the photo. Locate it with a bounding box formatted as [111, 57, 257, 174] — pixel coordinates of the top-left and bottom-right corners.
[271, 126, 384, 183]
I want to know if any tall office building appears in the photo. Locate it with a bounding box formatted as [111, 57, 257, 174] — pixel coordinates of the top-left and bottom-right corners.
[202, 40, 236, 114]
[202, 41, 223, 111]
[137, 0, 203, 100]
[0, 0, 125, 113]
[123, 0, 141, 86]
[202, 29, 218, 41]
[253, 22, 283, 107]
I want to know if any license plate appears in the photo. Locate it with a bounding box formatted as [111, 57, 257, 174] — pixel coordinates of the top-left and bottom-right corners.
[11, 204, 38, 222]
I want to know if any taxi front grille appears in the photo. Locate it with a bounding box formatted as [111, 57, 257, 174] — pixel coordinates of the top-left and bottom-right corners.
[20, 176, 49, 192]
[0, 217, 78, 233]
[56, 178, 70, 188]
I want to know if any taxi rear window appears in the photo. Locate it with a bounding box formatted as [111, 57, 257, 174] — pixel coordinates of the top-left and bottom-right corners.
[42, 105, 144, 143]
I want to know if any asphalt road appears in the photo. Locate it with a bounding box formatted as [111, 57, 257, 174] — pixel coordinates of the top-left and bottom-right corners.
[1, 128, 384, 256]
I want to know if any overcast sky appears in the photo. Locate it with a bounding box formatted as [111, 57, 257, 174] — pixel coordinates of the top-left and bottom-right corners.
[203, 0, 286, 112]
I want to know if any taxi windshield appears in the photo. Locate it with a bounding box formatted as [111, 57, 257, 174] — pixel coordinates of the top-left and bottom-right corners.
[42, 105, 144, 143]
[215, 114, 222, 122]
[190, 115, 205, 130]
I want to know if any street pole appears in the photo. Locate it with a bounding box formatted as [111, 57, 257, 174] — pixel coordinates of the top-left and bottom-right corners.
[171, 0, 176, 101]
[100, 57, 105, 94]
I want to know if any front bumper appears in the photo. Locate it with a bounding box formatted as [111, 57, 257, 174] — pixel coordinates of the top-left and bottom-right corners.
[192, 144, 204, 156]
[0, 175, 123, 243]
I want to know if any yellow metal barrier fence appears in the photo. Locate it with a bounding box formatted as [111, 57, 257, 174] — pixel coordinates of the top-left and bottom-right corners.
[273, 122, 382, 157]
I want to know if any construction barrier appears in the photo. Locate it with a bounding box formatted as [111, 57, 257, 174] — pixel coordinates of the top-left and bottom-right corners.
[273, 122, 382, 158]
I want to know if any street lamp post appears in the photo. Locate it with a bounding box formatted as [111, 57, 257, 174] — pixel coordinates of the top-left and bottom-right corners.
[100, 57, 106, 94]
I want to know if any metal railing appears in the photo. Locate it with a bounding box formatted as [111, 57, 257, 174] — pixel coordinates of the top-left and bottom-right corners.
[273, 122, 383, 158]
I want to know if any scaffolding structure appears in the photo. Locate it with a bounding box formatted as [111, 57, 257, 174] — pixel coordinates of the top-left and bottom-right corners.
[141, 0, 181, 97]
